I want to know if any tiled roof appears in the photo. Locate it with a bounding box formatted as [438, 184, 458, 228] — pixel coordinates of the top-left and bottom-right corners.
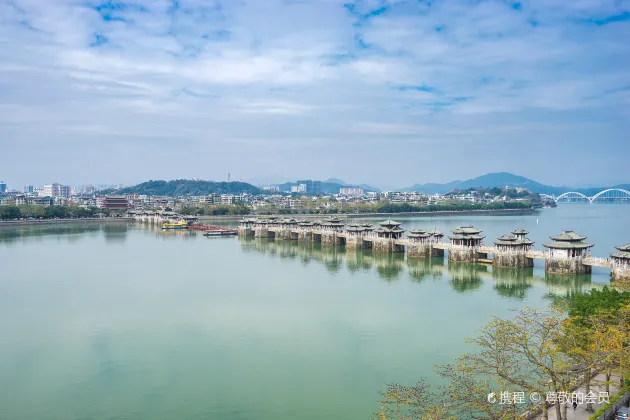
[549, 230, 587, 241]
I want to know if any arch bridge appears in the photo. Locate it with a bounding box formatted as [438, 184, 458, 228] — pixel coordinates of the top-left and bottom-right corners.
[554, 188, 630, 204]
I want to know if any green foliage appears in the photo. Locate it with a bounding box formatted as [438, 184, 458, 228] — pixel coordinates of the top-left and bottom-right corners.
[116, 180, 262, 196]
[568, 286, 630, 324]
[588, 383, 630, 420]
[372, 201, 530, 214]
[179, 205, 251, 216]
[0, 206, 21, 220]
[0, 205, 104, 220]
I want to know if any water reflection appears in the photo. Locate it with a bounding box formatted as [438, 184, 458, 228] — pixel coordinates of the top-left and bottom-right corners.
[407, 257, 444, 283]
[448, 262, 485, 293]
[0, 223, 123, 245]
[102, 224, 129, 243]
[237, 237, 603, 296]
[374, 252, 405, 283]
[492, 267, 535, 300]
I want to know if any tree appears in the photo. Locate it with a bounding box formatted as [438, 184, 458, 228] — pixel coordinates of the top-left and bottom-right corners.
[460, 307, 584, 420]
[0, 206, 21, 220]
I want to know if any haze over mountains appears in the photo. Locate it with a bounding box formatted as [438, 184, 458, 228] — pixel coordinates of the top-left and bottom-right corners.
[113, 173, 628, 196]
[401, 172, 630, 196]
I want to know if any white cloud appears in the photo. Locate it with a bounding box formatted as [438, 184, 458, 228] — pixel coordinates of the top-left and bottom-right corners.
[0, 0, 629, 186]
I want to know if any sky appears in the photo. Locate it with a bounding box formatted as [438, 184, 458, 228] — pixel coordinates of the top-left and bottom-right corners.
[0, 0, 629, 190]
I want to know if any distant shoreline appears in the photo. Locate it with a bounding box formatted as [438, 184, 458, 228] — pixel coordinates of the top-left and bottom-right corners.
[197, 208, 537, 221]
[0, 218, 132, 229]
[0, 208, 536, 229]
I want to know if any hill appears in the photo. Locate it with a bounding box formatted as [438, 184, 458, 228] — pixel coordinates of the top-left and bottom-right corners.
[402, 172, 629, 195]
[115, 180, 262, 196]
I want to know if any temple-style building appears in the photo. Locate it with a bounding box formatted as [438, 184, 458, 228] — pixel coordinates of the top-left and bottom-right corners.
[611, 244, 630, 281]
[407, 227, 444, 258]
[448, 226, 485, 262]
[449, 226, 485, 247]
[345, 223, 365, 235]
[493, 229, 534, 268]
[426, 228, 444, 242]
[321, 217, 345, 232]
[375, 219, 404, 240]
[543, 230, 594, 274]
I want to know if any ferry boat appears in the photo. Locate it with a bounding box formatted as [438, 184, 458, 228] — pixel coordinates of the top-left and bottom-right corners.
[203, 229, 238, 237]
[161, 221, 188, 230]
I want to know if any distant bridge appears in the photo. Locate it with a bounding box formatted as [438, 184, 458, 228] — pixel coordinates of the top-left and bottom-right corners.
[542, 189, 630, 204]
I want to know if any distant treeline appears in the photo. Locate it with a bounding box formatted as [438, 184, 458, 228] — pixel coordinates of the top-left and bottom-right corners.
[0, 205, 117, 220]
[113, 180, 262, 196]
[178, 201, 531, 216]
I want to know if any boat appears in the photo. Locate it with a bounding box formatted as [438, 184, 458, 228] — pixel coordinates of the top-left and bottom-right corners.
[203, 229, 238, 237]
[161, 221, 188, 230]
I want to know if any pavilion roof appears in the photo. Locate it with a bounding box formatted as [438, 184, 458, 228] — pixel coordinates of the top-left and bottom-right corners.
[615, 244, 630, 252]
[512, 228, 529, 235]
[543, 241, 593, 249]
[611, 251, 630, 260]
[452, 226, 483, 235]
[345, 224, 365, 232]
[549, 230, 587, 242]
[379, 219, 401, 227]
[494, 234, 534, 246]
[426, 228, 443, 237]
[450, 234, 486, 240]
[376, 226, 404, 234]
[408, 228, 428, 234]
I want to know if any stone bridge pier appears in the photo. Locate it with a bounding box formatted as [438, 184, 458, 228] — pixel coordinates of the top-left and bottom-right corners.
[493, 252, 534, 268]
[298, 231, 313, 242]
[545, 258, 591, 275]
[254, 227, 269, 238]
[407, 243, 433, 258]
[613, 266, 630, 282]
[448, 247, 481, 262]
[345, 236, 364, 250]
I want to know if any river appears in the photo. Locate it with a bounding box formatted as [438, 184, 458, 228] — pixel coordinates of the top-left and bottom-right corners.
[0, 205, 628, 420]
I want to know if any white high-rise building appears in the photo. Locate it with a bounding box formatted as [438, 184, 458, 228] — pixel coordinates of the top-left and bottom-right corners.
[42, 183, 71, 198]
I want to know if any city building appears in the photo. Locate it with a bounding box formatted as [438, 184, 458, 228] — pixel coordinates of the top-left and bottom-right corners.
[24, 185, 35, 193]
[262, 185, 280, 192]
[296, 180, 322, 194]
[0, 181, 6, 194]
[339, 187, 364, 196]
[42, 183, 71, 198]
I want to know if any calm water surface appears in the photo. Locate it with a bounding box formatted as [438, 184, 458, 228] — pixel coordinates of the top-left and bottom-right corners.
[0, 205, 628, 420]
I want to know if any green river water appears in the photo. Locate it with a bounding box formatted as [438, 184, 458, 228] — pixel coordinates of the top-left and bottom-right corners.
[0, 205, 628, 420]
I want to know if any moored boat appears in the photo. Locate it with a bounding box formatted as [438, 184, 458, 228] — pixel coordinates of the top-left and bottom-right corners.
[161, 221, 188, 230]
[203, 229, 238, 237]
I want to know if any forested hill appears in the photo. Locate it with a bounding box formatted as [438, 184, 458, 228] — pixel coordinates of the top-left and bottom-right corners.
[115, 180, 262, 196]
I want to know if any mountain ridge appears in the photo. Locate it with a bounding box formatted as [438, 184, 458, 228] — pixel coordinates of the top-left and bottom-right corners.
[401, 172, 630, 195]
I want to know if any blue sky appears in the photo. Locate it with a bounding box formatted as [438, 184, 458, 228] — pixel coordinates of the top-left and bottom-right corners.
[0, 0, 629, 189]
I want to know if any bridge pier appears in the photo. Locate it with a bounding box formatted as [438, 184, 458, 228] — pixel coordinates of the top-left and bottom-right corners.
[407, 243, 433, 258]
[448, 247, 481, 263]
[545, 258, 591, 275]
[254, 227, 270, 238]
[298, 231, 313, 242]
[238, 227, 254, 236]
[612, 265, 630, 282]
[493, 252, 534, 268]
[345, 236, 364, 250]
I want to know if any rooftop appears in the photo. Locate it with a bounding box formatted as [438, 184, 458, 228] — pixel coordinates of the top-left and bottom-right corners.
[452, 226, 483, 235]
[549, 230, 587, 242]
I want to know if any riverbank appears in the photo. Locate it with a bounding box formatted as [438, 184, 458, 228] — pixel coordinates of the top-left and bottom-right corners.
[0, 217, 132, 229]
[197, 208, 536, 221]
